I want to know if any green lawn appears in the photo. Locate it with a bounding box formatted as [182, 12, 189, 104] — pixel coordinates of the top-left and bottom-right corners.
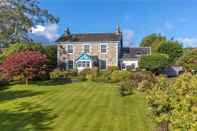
[0, 81, 154, 131]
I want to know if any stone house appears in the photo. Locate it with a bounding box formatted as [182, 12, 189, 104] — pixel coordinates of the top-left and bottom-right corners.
[56, 27, 150, 71]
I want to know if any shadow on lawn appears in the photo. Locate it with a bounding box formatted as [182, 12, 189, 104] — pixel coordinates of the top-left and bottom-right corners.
[0, 102, 57, 131]
[0, 90, 44, 102]
[32, 79, 72, 87]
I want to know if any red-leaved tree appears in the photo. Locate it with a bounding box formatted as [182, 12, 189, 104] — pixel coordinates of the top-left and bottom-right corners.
[0, 51, 48, 86]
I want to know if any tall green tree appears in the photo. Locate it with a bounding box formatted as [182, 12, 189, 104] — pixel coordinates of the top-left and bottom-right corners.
[158, 40, 183, 64]
[140, 33, 166, 52]
[0, 42, 45, 59]
[139, 53, 169, 73]
[0, 0, 58, 46]
[45, 45, 57, 69]
[176, 48, 197, 71]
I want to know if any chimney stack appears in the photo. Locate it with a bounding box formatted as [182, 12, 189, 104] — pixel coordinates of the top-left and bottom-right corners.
[115, 25, 121, 34]
[64, 28, 71, 36]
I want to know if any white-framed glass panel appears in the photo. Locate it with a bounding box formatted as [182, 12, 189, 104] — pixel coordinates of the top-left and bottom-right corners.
[86, 61, 90, 67]
[131, 63, 136, 69]
[122, 63, 126, 69]
[77, 61, 82, 67]
[77, 61, 91, 68]
[100, 60, 106, 70]
[100, 44, 107, 53]
[68, 60, 74, 69]
[84, 45, 90, 53]
[64, 60, 67, 68]
[67, 45, 73, 53]
[82, 61, 86, 67]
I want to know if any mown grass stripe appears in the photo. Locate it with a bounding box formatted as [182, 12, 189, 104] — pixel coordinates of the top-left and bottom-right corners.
[0, 81, 154, 131]
[68, 83, 107, 131]
[33, 83, 84, 108]
[11, 83, 85, 129]
[83, 84, 113, 131]
[54, 82, 99, 131]
[6, 89, 63, 130]
[0, 84, 72, 130]
[50, 82, 94, 127]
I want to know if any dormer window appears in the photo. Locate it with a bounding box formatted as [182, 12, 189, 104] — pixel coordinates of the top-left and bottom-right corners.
[67, 45, 73, 53]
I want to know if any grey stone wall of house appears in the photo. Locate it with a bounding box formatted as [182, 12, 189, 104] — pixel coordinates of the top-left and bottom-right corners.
[57, 42, 120, 69]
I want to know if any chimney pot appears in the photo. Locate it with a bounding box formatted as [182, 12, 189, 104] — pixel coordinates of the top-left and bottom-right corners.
[115, 25, 121, 34]
[64, 28, 71, 35]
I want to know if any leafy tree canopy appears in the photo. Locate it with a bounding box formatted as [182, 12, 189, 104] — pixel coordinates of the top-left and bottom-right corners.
[0, 42, 45, 59]
[45, 45, 57, 69]
[139, 53, 169, 73]
[176, 48, 197, 71]
[140, 33, 166, 52]
[0, 0, 59, 45]
[0, 51, 48, 86]
[0, 42, 57, 70]
[158, 40, 183, 64]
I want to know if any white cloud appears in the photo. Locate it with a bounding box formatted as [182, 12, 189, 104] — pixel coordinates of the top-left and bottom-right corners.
[31, 24, 59, 41]
[123, 29, 134, 47]
[177, 37, 197, 48]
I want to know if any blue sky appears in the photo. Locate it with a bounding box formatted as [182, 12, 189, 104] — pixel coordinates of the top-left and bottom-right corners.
[32, 0, 197, 47]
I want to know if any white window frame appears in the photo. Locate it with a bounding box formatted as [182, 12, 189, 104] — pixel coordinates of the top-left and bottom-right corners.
[100, 43, 108, 54]
[67, 44, 73, 54]
[77, 60, 91, 68]
[99, 59, 107, 70]
[67, 60, 74, 69]
[83, 44, 90, 54]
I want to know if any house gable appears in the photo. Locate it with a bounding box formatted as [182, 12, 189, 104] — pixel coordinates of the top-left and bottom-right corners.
[76, 54, 92, 62]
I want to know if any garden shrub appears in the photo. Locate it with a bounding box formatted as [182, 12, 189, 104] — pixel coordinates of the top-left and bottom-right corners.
[138, 80, 154, 92]
[50, 69, 77, 80]
[78, 69, 91, 81]
[94, 71, 111, 83]
[146, 73, 197, 130]
[12, 74, 25, 81]
[85, 68, 99, 81]
[118, 79, 133, 96]
[50, 69, 69, 80]
[128, 71, 156, 89]
[0, 72, 9, 88]
[110, 70, 132, 83]
[125, 66, 135, 71]
[78, 68, 99, 81]
[0, 80, 9, 88]
[67, 70, 78, 77]
[108, 66, 119, 73]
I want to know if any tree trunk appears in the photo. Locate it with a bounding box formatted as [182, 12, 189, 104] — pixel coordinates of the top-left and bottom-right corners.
[25, 78, 28, 87]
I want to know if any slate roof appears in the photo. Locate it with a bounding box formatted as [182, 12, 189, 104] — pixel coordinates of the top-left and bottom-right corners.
[121, 47, 151, 59]
[56, 33, 122, 42]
